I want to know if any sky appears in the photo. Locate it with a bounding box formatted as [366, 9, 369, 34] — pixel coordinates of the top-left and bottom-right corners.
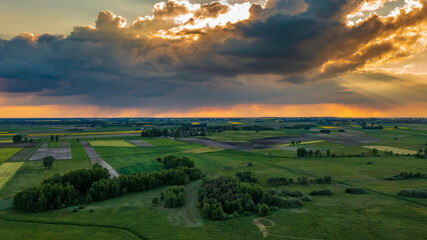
[0, 0, 426, 118]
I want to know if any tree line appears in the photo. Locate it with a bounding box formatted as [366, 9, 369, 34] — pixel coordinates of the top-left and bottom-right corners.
[14, 166, 203, 212]
[267, 175, 332, 185]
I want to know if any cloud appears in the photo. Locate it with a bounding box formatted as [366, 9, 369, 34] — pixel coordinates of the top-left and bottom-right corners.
[0, 0, 426, 113]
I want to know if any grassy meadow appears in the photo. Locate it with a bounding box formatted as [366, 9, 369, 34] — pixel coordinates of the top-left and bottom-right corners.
[0, 120, 426, 239]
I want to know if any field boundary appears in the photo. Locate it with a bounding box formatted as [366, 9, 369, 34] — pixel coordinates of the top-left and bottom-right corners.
[81, 141, 119, 178]
[0, 215, 146, 240]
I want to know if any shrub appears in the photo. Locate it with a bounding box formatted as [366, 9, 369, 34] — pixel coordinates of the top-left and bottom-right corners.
[72, 208, 79, 213]
[89, 209, 94, 213]
[301, 195, 312, 202]
[290, 191, 303, 197]
[309, 189, 333, 196]
[398, 189, 427, 198]
[236, 172, 258, 183]
[247, 162, 254, 167]
[152, 197, 159, 205]
[345, 187, 366, 194]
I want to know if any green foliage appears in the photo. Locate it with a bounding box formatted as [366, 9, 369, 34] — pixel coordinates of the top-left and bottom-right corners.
[164, 186, 185, 208]
[92, 163, 103, 169]
[301, 195, 312, 202]
[12, 135, 22, 143]
[14, 166, 202, 212]
[345, 187, 366, 194]
[163, 155, 195, 169]
[385, 172, 426, 181]
[235, 171, 258, 183]
[310, 189, 333, 196]
[42, 156, 55, 169]
[152, 196, 159, 205]
[268, 175, 332, 185]
[398, 189, 427, 198]
[198, 177, 302, 221]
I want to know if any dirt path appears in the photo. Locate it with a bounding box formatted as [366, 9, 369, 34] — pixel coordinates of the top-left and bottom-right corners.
[80, 141, 119, 178]
[254, 217, 322, 239]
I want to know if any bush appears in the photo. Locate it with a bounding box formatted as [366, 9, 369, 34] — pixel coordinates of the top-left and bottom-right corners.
[290, 191, 303, 197]
[247, 162, 254, 167]
[398, 189, 427, 198]
[309, 189, 333, 196]
[301, 195, 312, 202]
[72, 208, 79, 213]
[152, 197, 159, 205]
[236, 172, 258, 183]
[163, 155, 195, 169]
[345, 187, 366, 194]
[89, 209, 94, 213]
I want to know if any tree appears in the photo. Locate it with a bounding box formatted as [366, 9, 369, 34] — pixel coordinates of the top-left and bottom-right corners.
[372, 148, 378, 156]
[13, 135, 23, 143]
[297, 148, 307, 157]
[314, 149, 321, 157]
[43, 156, 55, 169]
[50, 135, 54, 142]
[326, 150, 331, 157]
[55, 135, 59, 142]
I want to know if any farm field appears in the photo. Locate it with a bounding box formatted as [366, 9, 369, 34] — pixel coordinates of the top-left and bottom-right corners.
[89, 140, 136, 147]
[0, 119, 426, 240]
[363, 146, 418, 155]
[0, 148, 22, 163]
[0, 162, 24, 189]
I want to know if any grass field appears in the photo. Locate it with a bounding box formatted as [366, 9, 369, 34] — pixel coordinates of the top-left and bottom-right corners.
[0, 143, 91, 200]
[0, 148, 22, 163]
[0, 140, 13, 143]
[1, 121, 427, 239]
[0, 162, 24, 189]
[90, 140, 136, 147]
[207, 130, 290, 142]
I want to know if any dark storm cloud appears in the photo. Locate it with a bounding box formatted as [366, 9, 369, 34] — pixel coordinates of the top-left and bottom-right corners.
[0, 0, 426, 108]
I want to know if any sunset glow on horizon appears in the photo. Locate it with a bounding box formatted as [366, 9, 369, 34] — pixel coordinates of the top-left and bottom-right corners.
[0, 0, 426, 118]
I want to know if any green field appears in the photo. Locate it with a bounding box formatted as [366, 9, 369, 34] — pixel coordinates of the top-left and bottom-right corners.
[0, 162, 24, 189]
[0, 148, 22, 163]
[0, 119, 427, 239]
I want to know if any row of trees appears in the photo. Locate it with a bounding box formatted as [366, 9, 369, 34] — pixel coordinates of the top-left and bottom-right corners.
[385, 172, 426, 181]
[297, 148, 331, 157]
[12, 135, 33, 143]
[267, 175, 332, 185]
[197, 172, 303, 220]
[14, 167, 203, 212]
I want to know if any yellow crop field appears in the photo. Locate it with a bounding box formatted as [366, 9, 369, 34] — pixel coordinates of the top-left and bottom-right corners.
[0, 139, 13, 143]
[363, 146, 417, 155]
[90, 140, 136, 147]
[320, 126, 337, 129]
[228, 122, 243, 124]
[0, 162, 24, 189]
[191, 122, 199, 125]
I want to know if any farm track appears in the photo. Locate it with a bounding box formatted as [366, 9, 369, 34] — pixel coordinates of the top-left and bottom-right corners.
[0, 215, 146, 240]
[80, 141, 119, 178]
